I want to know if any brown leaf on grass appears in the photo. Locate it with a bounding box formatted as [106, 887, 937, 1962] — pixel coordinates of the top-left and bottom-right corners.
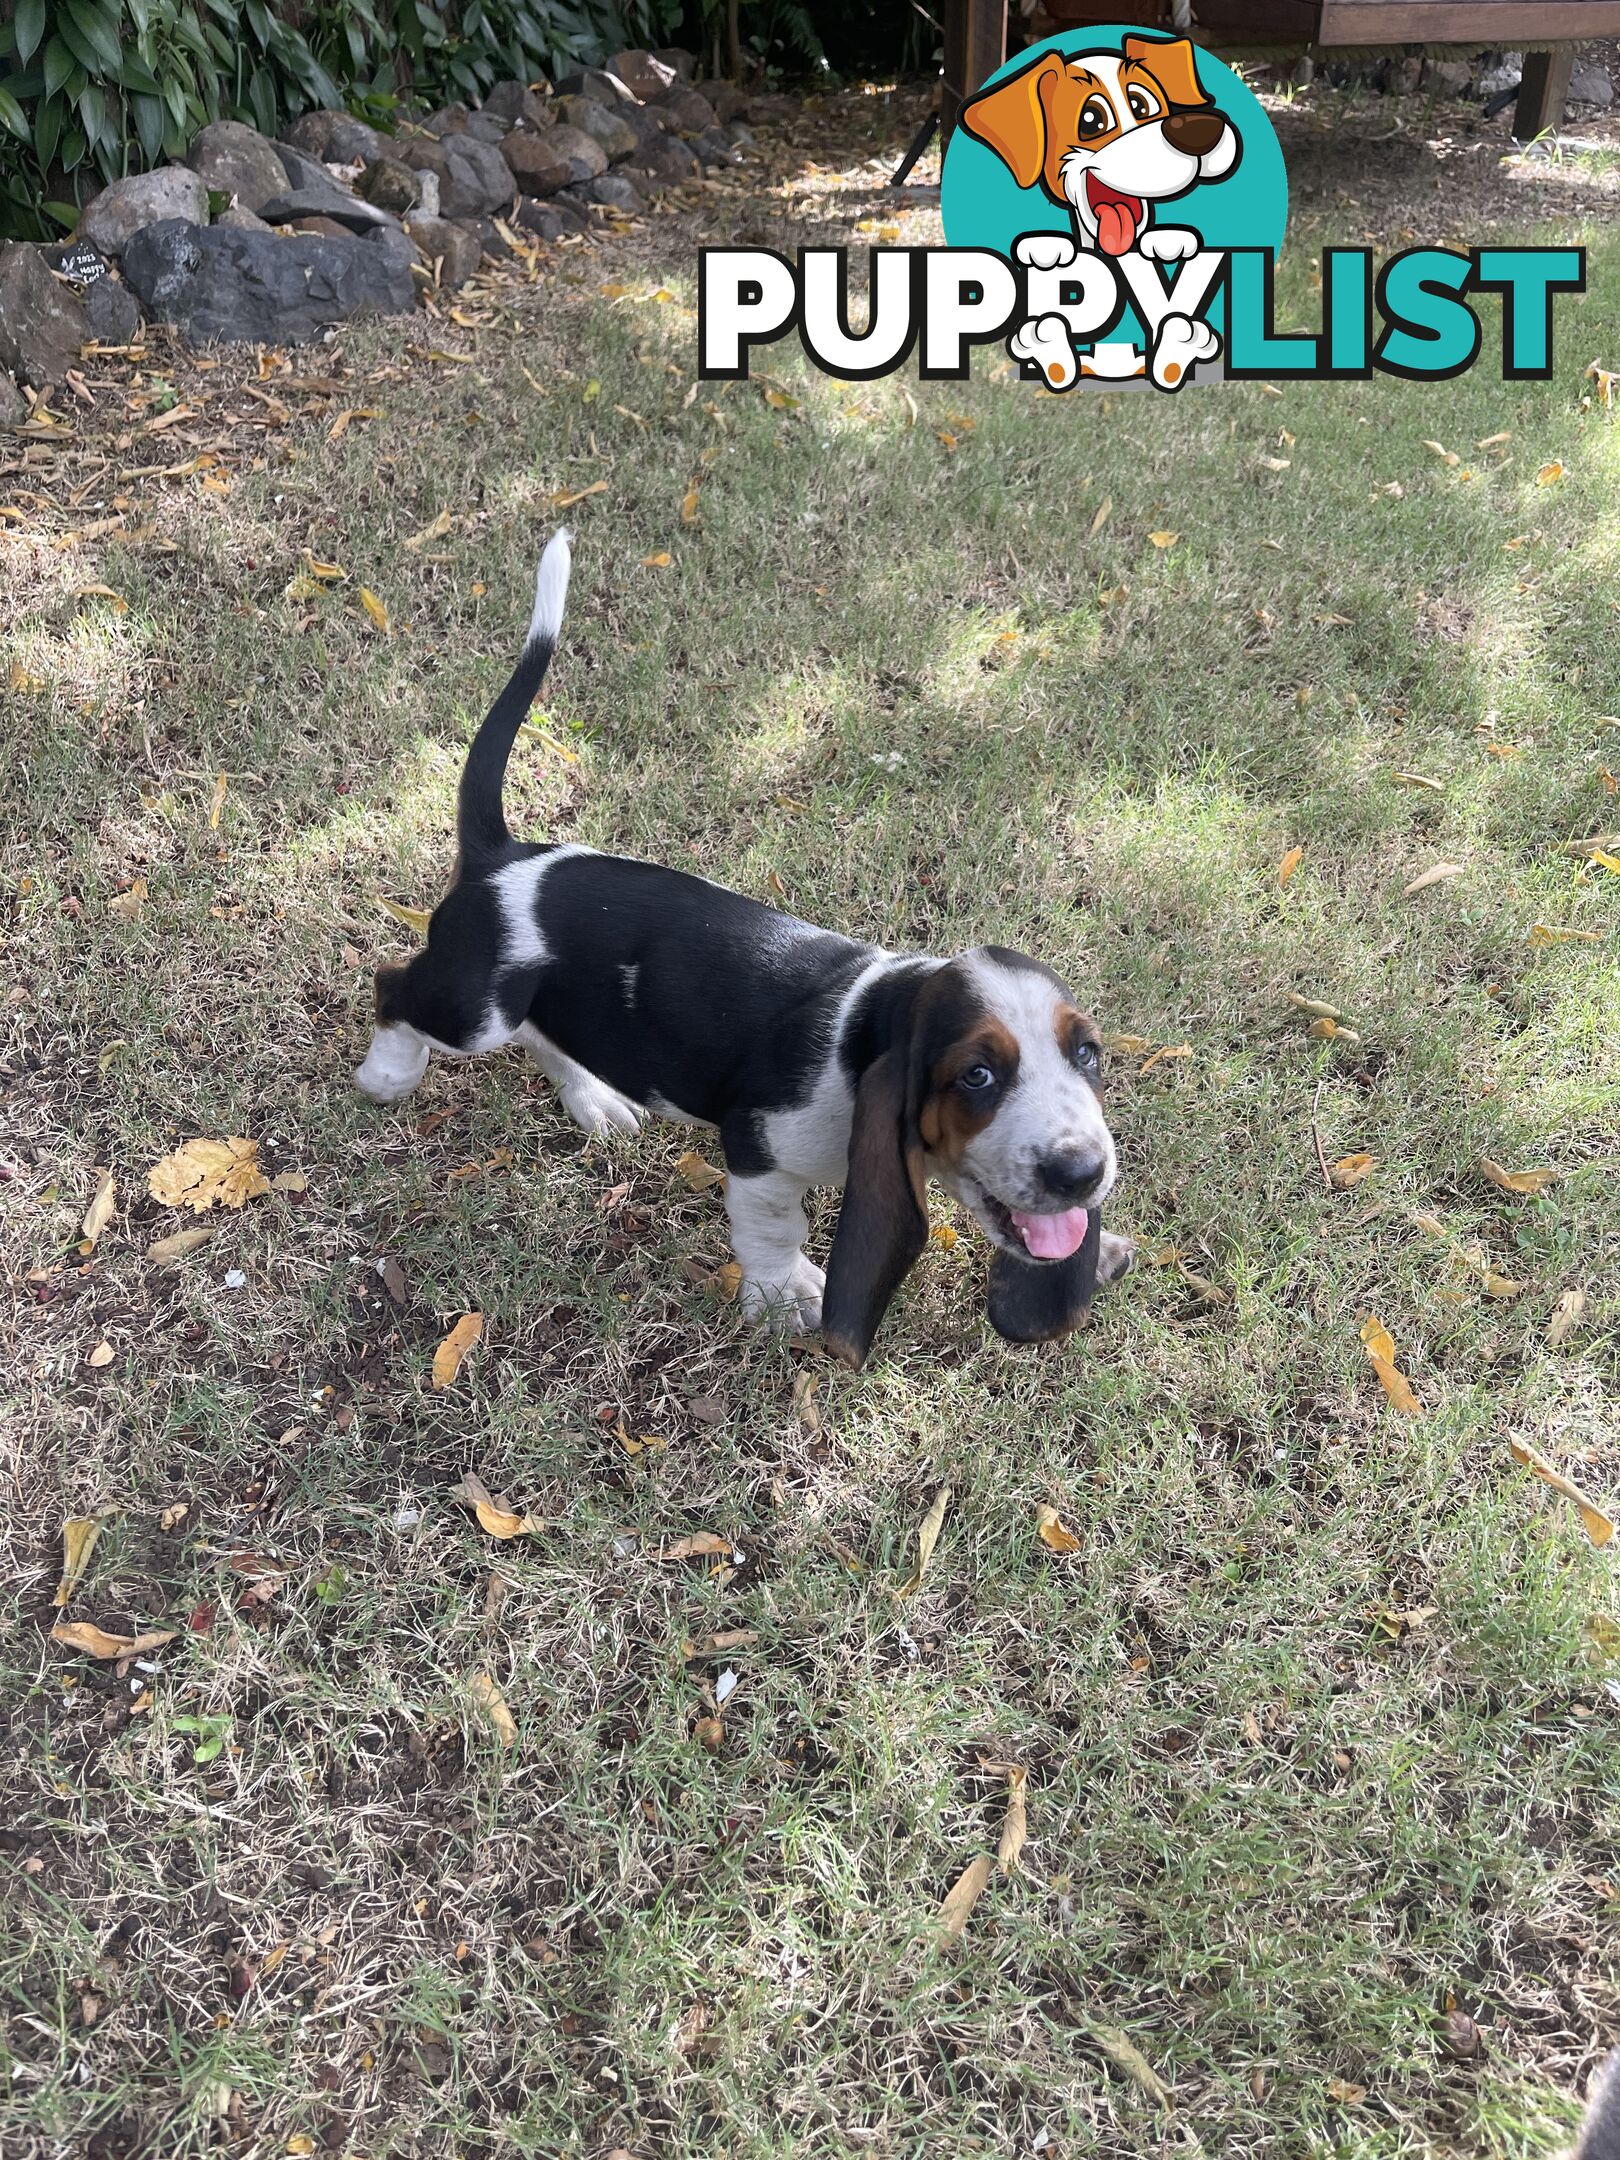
[996, 1764, 1028, 1873]
[82, 1171, 116, 1247]
[660, 1531, 731, 1561]
[1326, 2078, 1368, 2106]
[1547, 1288, 1586, 1347]
[1286, 994, 1340, 1020]
[693, 1715, 725, 1752]
[675, 1151, 726, 1192]
[403, 508, 452, 551]
[377, 896, 431, 936]
[468, 1669, 517, 1747]
[680, 482, 701, 524]
[1309, 1016, 1361, 1042]
[1359, 1315, 1420, 1416]
[1147, 528, 1179, 548]
[1089, 2027, 1172, 2109]
[642, 550, 672, 566]
[358, 587, 391, 635]
[791, 1371, 821, 1435]
[714, 1261, 743, 1302]
[1440, 2008, 1481, 2059]
[937, 1853, 996, 1941]
[87, 1341, 114, 1368]
[1089, 496, 1111, 534]
[1035, 1504, 1081, 1553]
[1509, 1440, 1615, 1546]
[549, 479, 608, 511]
[147, 1225, 214, 1264]
[147, 1138, 269, 1214]
[1403, 861, 1465, 897]
[1481, 1158, 1559, 1196]
[896, 1485, 950, 1598]
[208, 772, 228, 829]
[431, 1313, 483, 1389]
[453, 1471, 542, 1539]
[1137, 1042, 1192, 1075]
[55, 1518, 104, 1607]
[1392, 771, 1445, 793]
[108, 878, 146, 921]
[1535, 460, 1565, 486]
[51, 1620, 176, 1659]
[1329, 1151, 1379, 1191]
[1277, 844, 1303, 885]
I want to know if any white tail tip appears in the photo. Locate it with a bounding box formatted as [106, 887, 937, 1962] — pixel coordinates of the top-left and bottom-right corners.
[526, 527, 572, 649]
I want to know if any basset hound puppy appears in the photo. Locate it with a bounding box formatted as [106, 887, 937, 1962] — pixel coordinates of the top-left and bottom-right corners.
[356, 534, 1133, 1366]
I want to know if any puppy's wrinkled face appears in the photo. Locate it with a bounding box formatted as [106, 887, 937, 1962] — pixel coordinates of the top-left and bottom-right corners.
[915, 948, 1116, 1264]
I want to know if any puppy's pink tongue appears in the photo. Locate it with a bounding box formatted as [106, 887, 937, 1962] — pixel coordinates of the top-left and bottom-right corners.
[1012, 1207, 1088, 1261]
[1096, 199, 1138, 256]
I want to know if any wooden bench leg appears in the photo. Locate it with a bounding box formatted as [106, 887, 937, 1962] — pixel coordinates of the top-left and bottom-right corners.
[942, 0, 1007, 143]
[1514, 49, 1574, 139]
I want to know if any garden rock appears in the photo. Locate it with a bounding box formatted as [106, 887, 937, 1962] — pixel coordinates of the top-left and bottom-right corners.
[702, 81, 750, 124]
[259, 182, 393, 233]
[629, 135, 699, 183]
[484, 80, 551, 127]
[78, 165, 208, 259]
[460, 112, 509, 143]
[514, 194, 585, 240]
[282, 109, 384, 163]
[421, 103, 471, 137]
[1570, 63, 1615, 106]
[186, 121, 289, 213]
[440, 134, 513, 217]
[468, 215, 516, 260]
[216, 203, 273, 232]
[655, 47, 697, 80]
[122, 218, 416, 344]
[609, 49, 677, 100]
[539, 123, 608, 182]
[554, 66, 637, 106]
[0, 241, 89, 384]
[287, 214, 354, 239]
[357, 157, 420, 214]
[725, 120, 754, 148]
[554, 95, 637, 161]
[0, 369, 23, 427]
[1419, 58, 1473, 97]
[81, 273, 141, 343]
[501, 130, 574, 195]
[654, 85, 719, 134]
[586, 171, 642, 210]
[364, 225, 420, 282]
[404, 213, 480, 289]
[691, 127, 737, 166]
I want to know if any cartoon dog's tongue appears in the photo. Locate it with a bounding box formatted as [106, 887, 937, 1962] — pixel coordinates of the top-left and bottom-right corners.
[1086, 174, 1144, 257]
[1011, 1206, 1089, 1261]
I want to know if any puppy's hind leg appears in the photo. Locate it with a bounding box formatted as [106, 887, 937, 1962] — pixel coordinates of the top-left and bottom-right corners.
[518, 1023, 642, 1136]
[355, 962, 432, 1104]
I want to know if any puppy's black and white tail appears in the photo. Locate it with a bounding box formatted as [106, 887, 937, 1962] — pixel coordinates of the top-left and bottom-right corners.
[457, 528, 572, 866]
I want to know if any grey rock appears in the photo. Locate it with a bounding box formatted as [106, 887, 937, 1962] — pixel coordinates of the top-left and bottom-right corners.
[609, 49, 677, 101]
[654, 85, 719, 134]
[1570, 63, 1614, 106]
[258, 183, 394, 233]
[484, 80, 552, 127]
[440, 133, 513, 217]
[501, 129, 574, 195]
[81, 273, 141, 343]
[394, 132, 450, 183]
[186, 120, 289, 212]
[586, 171, 643, 210]
[514, 193, 586, 239]
[701, 81, 750, 124]
[554, 95, 637, 161]
[0, 368, 24, 427]
[414, 168, 441, 218]
[628, 134, 699, 183]
[743, 91, 798, 122]
[724, 120, 754, 147]
[0, 242, 89, 382]
[122, 218, 416, 344]
[1419, 57, 1473, 97]
[1478, 56, 1522, 97]
[460, 112, 509, 143]
[78, 166, 208, 259]
[357, 156, 420, 214]
[540, 122, 608, 181]
[216, 203, 273, 232]
[421, 102, 471, 137]
[285, 213, 354, 239]
[364, 224, 420, 282]
[282, 109, 384, 162]
[554, 66, 637, 106]
[404, 212, 480, 289]
[654, 46, 697, 81]
[691, 127, 737, 166]
[468, 214, 516, 260]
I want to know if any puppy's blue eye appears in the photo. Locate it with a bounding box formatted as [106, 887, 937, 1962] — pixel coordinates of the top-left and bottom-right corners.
[960, 1064, 995, 1091]
[1073, 1042, 1100, 1071]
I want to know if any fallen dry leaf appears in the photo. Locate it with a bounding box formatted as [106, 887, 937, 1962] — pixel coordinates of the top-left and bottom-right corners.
[1286, 994, 1340, 1020]
[1147, 528, 1179, 548]
[147, 1137, 269, 1214]
[1309, 1016, 1361, 1042]
[87, 1341, 115, 1369]
[896, 1485, 950, 1598]
[1329, 1151, 1379, 1191]
[403, 508, 452, 551]
[55, 1518, 104, 1608]
[1277, 844, 1304, 885]
[1510, 1439, 1615, 1546]
[147, 1225, 215, 1264]
[1089, 2027, 1172, 2109]
[1547, 1288, 1586, 1347]
[675, 1151, 726, 1192]
[1089, 496, 1112, 533]
[693, 1715, 725, 1753]
[269, 1170, 306, 1194]
[1359, 1314, 1420, 1416]
[468, 1669, 517, 1747]
[996, 1764, 1028, 1873]
[937, 1853, 996, 1941]
[661, 1531, 732, 1561]
[642, 550, 672, 567]
[358, 587, 390, 635]
[1392, 770, 1445, 793]
[680, 482, 701, 524]
[453, 1471, 542, 1539]
[714, 1260, 743, 1302]
[791, 1371, 821, 1435]
[1403, 862, 1465, 897]
[431, 1312, 483, 1390]
[1326, 2078, 1368, 2106]
[377, 896, 431, 936]
[51, 1620, 176, 1660]
[1481, 1158, 1559, 1196]
[208, 772, 228, 829]
[549, 478, 608, 511]
[1035, 1503, 1081, 1553]
[82, 1170, 116, 1247]
[1535, 459, 1565, 486]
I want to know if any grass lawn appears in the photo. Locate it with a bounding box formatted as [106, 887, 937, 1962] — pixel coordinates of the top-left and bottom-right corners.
[4, 90, 1619, 2160]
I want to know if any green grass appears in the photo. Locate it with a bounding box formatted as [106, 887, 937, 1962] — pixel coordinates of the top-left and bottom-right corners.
[3, 126, 1619, 2160]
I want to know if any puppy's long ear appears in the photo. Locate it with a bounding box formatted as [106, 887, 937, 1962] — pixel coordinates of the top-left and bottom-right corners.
[1123, 34, 1212, 109]
[960, 53, 1060, 190]
[822, 1050, 929, 1370]
[986, 1207, 1101, 1346]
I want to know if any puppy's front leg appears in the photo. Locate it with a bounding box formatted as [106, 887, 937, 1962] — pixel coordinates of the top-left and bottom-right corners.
[724, 1170, 825, 1333]
[1097, 1229, 1135, 1286]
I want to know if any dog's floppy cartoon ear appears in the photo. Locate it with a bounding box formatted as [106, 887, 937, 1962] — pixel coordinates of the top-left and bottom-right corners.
[960, 52, 1061, 191]
[1123, 33, 1213, 110]
[822, 1049, 929, 1370]
[986, 1206, 1102, 1346]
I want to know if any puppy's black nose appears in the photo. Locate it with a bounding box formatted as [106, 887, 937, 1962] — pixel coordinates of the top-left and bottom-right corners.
[1037, 1148, 1106, 1203]
[1164, 109, 1225, 157]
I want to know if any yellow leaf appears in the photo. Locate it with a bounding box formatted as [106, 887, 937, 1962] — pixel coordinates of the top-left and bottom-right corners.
[1547, 1287, 1586, 1347]
[895, 1485, 950, 1598]
[108, 877, 147, 921]
[680, 483, 701, 525]
[1327, 2079, 1368, 2107]
[431, 1313, 483, 1389]
[147, 1224, 215, 1263]
[930, 1221, 958, 1248]
[468, 1668, 517, 1747]
[1106, 1032, 1153, 1055]
[51, 1620, 176, 1660]
[1535, 460, 1564, 486]
[792, 1371, 821, 1435]
[715, 1260, 743, 1302]
[937, 1853, 995, 1941]
[1482, 1270, 1522, 1300]
[1481, 1159, 1559, 1196]
[1277, 844, 1303, 885]
[676, 1151, 726, 1192]
[1421, 439, 1459, 466]
[1286, 994, 1340, 1020]
[1035, 1503, 1081, 1553]
[1528, 922, 1604, 948]
[1510, 1439, 1614, 1546]
[548, 478, 609, 511]
[147, 1137, 269, 1214]
[1392, 771, 1445, 793]
[1403, 862, 1465, 896]
[208, 772, 227, 829]
[358, 587, 390, 635]
[661, 1531, 731, 1560]
[1138, 1043, 1193, 1074]
[82, 1170, 116, 1247]
[1146, 529, 1180, 548]
[270, 1170, 306, 1193]
[55, 1517, 104, 1607]
[453, 1471, 541, 1539]
[1359, 1314, 1419, 1416]
[642, 550, 672, 567]
[1089, 497, 1112, 534]
[763, 386, 800, 411]
[403, 508, 452, 551]
[301, 552, 347, 582]
[1090, 2028, 1172, 2109]
[1309, 1016, 1361, 1041]
[996, 1764, 1028, 1873]
[377, 896, 432, 936]
[1328, 1152, 1378, 1191]
[87, 1340, 114, 1368]
[582, 379, 601, 402]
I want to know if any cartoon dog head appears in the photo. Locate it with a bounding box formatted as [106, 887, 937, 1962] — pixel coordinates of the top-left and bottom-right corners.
[962, 36, 1240, 256]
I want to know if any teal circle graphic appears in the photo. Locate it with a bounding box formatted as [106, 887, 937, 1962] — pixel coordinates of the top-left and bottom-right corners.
[940, 28, 1287, 265]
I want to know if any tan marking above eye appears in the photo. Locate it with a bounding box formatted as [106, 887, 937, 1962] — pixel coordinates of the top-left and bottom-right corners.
[923, 1019, 1020, 1162]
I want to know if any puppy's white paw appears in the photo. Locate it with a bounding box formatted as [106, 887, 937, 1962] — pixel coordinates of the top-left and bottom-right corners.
[560, 1075, 643, 1135]
[1009, 312, 1078, 391]
[740, 1256, 825, 1333]
[1138, 225, 1200, 264]
[1015, 231, 1078, 272]
[1097, 1230, 1135, 1286]
[354, 1025, 430, 1104]
[1150, 313, 1220, 391]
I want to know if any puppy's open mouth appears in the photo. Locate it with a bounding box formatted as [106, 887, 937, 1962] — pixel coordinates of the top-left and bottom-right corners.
[1085, 173, 1145, 257]
[979, 1191, 1090, 1263]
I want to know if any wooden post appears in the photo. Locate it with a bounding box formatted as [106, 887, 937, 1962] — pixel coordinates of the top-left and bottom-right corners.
[1514, 48, 1574, 138]
[942, 0, 1008, 143]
